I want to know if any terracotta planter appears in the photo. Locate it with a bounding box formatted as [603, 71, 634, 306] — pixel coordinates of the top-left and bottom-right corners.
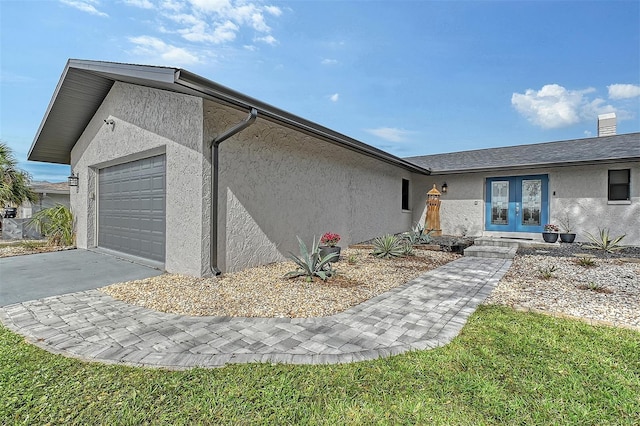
[542, 232, 558, 243]
[559, 233, 576, 243]
[319, 246, 341, 262]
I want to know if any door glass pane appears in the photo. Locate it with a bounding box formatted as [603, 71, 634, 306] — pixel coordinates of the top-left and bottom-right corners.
[521, 179, 541, 226]
[491, 181, 509, 225]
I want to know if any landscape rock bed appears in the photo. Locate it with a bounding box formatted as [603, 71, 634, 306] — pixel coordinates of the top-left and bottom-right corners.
[517, 242, 640, 260]
[486, 245, 640, 329]
[101, 248, 459, 318]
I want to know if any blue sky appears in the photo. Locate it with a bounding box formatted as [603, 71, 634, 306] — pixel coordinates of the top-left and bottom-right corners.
[1, 0, 639, 182]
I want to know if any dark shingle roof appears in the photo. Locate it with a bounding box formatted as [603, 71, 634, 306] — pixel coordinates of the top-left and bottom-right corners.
[405, 133, 640, 174]
[30, 181, 69, 194]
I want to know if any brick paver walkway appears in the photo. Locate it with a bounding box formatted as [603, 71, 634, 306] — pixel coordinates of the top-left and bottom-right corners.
[0, 257, 511, 369]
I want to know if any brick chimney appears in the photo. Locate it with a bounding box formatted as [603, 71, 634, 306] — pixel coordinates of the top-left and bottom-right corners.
[597, 113, 616, 137]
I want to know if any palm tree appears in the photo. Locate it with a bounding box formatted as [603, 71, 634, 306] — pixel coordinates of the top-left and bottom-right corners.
[0, 141, 37, 209]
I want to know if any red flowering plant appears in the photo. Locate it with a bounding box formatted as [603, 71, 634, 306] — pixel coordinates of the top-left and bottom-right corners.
[320, 232, 341, 247]
[544, 224, 559, 232]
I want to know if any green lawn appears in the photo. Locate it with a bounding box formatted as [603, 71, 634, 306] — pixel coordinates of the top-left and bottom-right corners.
[1, 305, 638, 425]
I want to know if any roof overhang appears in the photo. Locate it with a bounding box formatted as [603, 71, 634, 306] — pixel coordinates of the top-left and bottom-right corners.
[29, 59, 430, 175]
[426, 157, 640, 175]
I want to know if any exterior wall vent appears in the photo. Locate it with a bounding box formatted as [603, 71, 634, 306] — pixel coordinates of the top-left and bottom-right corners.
[597, 112, 616, 137]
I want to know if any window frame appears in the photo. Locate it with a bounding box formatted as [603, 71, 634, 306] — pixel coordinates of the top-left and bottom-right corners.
[608, 169, 631, 202]
[401, 178, 410, 211]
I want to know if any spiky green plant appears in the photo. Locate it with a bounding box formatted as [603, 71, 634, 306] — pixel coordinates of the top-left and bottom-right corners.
[28, 204, 75, 246]
[285, 236, 338, 282]
[575, 256, 597, 267]
[401, 241, 414, 256]
[372, 234, 405, 259]
[583, 228, 625, 253]
[538, 265, 557, 280]
[406, 223, 433, 245]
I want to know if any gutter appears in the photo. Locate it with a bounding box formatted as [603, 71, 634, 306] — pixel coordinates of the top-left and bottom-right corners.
[209, 108, 258, 276]
[173, 71, 430, 175]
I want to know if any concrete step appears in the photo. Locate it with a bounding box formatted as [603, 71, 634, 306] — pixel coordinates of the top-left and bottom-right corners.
[464, 245, 517, 259]
[473, 237, 520, 248]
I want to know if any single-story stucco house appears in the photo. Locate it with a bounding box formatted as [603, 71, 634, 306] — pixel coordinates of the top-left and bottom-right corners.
[28, 59, 639, 276]
[17, 181, 70, 219]
[406, 127, 640, 246]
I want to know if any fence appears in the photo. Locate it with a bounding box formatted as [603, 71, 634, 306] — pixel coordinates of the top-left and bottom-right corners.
[0, 218, 42, 240]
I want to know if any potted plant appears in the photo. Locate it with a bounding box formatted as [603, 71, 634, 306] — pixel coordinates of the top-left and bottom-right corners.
[558, 215, 576, 243]
[542, 224, 559, 243]
[319, 232, 341, 262]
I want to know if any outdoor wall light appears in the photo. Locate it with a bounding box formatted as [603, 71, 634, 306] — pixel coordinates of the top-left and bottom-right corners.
[104, 118, 115, 130]
[441, 182, 448, 194]
[68, 172, 79, 187]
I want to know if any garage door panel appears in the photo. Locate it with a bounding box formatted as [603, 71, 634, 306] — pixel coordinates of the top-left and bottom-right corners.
[98, 155, 166, 262]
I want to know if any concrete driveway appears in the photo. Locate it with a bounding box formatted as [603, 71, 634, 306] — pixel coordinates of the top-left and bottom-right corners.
[0, 249, 162, 306]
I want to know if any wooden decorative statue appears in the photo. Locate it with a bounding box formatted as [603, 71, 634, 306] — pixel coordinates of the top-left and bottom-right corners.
[425, 184, 442, 237]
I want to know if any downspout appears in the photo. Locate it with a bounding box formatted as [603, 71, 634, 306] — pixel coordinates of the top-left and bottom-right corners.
[209, 108, 258, 275]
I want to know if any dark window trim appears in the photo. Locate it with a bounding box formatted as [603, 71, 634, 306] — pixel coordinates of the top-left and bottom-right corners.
[608, 169, 630, 201]
[401, 178, 410, 210]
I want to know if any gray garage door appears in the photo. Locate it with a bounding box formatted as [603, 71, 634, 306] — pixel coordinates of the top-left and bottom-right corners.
[98, 155, 166, 262]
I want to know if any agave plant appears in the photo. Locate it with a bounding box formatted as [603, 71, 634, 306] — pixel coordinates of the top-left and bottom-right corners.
[285, 236, 338, 282]
[583, 228, 625, 253]
[372, 234, 405, 259]
[406, 223, 433, 245]
[29, 204, 75, 246]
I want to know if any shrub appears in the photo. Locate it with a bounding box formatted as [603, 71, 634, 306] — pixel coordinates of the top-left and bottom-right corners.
[583, 228, 625, 252]
[285, 236, 337, 282]
[372, 234, 405, 259]
[28, 204, 75, 246]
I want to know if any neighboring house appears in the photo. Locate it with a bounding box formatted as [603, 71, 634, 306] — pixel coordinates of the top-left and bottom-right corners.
[17, 181, 70, 219]
[405, 127, 640, 245]
[1, 181, 69, 239]
[28, 59, 639, 277]
[28, 59, 430, 276]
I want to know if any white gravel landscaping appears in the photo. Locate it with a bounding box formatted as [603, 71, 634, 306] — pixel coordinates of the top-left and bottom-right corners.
[2, 240, 638, 330]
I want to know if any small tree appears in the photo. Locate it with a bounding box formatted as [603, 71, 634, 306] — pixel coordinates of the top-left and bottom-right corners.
[0, 142, 37, 208]
[29, 204, 75, 246]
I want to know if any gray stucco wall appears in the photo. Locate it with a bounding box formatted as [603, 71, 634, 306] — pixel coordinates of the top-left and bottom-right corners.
[414, 162, 640, 245]
[204, 101, 416, 272]
[69, 84, 419, 276]
[70, 82, 208, 276]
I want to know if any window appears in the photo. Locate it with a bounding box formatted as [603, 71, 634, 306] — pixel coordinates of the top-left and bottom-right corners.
[608, 169, 630, 201]
[401, 179, 410, 210]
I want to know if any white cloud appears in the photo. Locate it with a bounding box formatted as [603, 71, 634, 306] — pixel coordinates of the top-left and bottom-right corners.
[59, 0, 108, 17]
[188, 0, 230, 14]
[322, 58, 338, 65]
[608, 84, 640, 100]
[264, 5, 282, 16]
[160, 0, 183, 11]
[511, 84, 616, 129]
[255, 34, 277, 45]
[123, 0, 154, 9]
[365, 127, 413, 143]
[584, 130, 592, 137]
[129, 35, 200, 65]
[178, 19, 239, 43]
[160, 1, 281, 46]
[329, 93, 339, 102]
